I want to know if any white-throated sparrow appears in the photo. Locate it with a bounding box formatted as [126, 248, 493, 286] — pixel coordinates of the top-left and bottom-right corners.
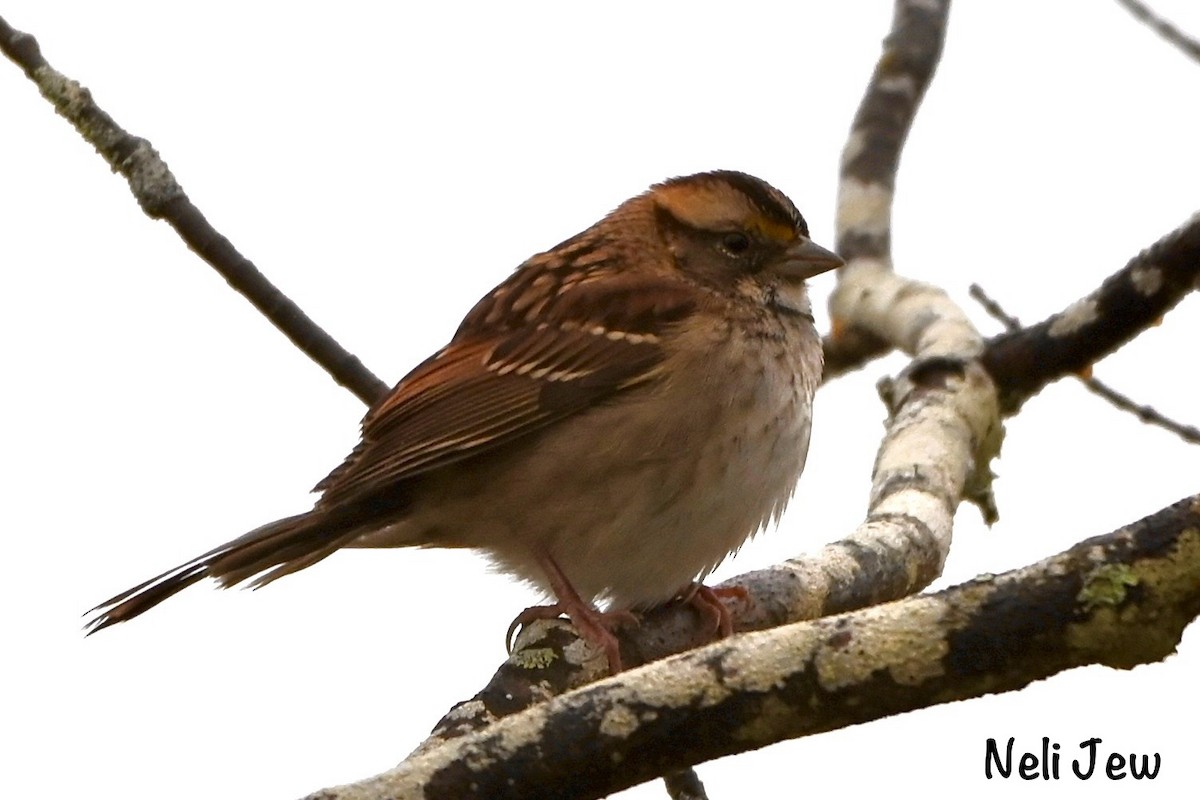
[88, 171, 842, 670]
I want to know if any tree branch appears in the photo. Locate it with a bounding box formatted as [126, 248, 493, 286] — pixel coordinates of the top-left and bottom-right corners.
[971, 284, 1200, 445]
[823, 0, 952, 379]
[0, 14, 390, 406]
[980, 211, 1200, 412]
[1115, 0, 1200, 64]
[310, 494, 1200, 799]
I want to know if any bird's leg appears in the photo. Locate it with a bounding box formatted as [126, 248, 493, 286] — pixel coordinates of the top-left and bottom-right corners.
[682, 582, 749, 639]
[506, 553, 636, 673]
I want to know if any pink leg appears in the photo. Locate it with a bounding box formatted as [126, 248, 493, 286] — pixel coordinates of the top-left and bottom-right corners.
[684, 583, 749, 639]
[507, 554, 637, 673]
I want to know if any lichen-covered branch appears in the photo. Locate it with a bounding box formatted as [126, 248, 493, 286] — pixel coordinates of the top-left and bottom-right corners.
[310, 494, 1200, 800]
[823, 0, 952, 379]
[981, 211, 1200, 412]
[0, 14, 389, 406]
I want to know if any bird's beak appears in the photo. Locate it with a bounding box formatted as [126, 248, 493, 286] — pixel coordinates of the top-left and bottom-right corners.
[775, 238, 844, 280]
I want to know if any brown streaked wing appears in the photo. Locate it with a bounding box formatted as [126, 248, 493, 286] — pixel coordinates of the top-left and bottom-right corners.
[313, 273, 698, 510]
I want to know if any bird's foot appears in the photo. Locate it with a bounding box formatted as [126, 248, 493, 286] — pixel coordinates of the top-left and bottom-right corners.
[507, 601, 638, 673]
[682, 582, 750, 639]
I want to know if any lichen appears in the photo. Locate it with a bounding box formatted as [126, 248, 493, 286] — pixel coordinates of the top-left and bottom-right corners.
[1078, 564, 1139, 612]
[512, 647, 558, 670]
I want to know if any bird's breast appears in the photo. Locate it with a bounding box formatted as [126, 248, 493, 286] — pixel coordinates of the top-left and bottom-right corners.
[389, 309, 822, 610]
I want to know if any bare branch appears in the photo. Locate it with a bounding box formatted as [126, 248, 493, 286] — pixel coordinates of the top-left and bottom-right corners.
[1115, 0, 1200, 63]
[980, 212, 1200, 412]
[0, 14, 390, 406]
[971, 284, 1200, 445]
[310, 494, 1200, 800]
[823, 0, 952, 379]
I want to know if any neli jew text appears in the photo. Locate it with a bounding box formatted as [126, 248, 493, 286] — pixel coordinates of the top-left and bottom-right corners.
[985, 737, 1160, 781]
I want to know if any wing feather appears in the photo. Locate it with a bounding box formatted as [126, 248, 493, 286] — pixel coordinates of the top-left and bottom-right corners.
[314, 269, 697, 509]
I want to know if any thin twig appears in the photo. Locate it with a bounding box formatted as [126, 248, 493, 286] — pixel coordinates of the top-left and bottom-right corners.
[1115, 0, 1200, 63]
[1083, 379, 1200, 444]
[967, 284, 1022, 330]
[971, 284, 1200, 445]
[0, 15, 390, 406]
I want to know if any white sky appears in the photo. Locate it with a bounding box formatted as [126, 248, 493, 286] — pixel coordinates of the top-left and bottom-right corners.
[4, 1, 1199, 798]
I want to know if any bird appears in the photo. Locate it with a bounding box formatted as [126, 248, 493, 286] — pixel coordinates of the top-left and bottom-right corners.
[86, 170, 842, 671]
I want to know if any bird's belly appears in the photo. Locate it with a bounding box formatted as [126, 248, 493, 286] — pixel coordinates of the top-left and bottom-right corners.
[393, 331, 816, 608]
[545, 385, 812, 608]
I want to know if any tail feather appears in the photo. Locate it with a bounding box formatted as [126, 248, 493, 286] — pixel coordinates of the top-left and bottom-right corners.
[85, 512, 362, 634]
[218, 530, 361, 589]
[84, 564, 211, 635]
[246, 537, 359, 589]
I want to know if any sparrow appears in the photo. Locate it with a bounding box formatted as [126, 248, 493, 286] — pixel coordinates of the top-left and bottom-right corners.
[87, 170, 842, 671]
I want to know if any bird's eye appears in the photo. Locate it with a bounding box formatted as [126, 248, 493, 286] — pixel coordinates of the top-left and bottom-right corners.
[721, 232, 751, 256]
